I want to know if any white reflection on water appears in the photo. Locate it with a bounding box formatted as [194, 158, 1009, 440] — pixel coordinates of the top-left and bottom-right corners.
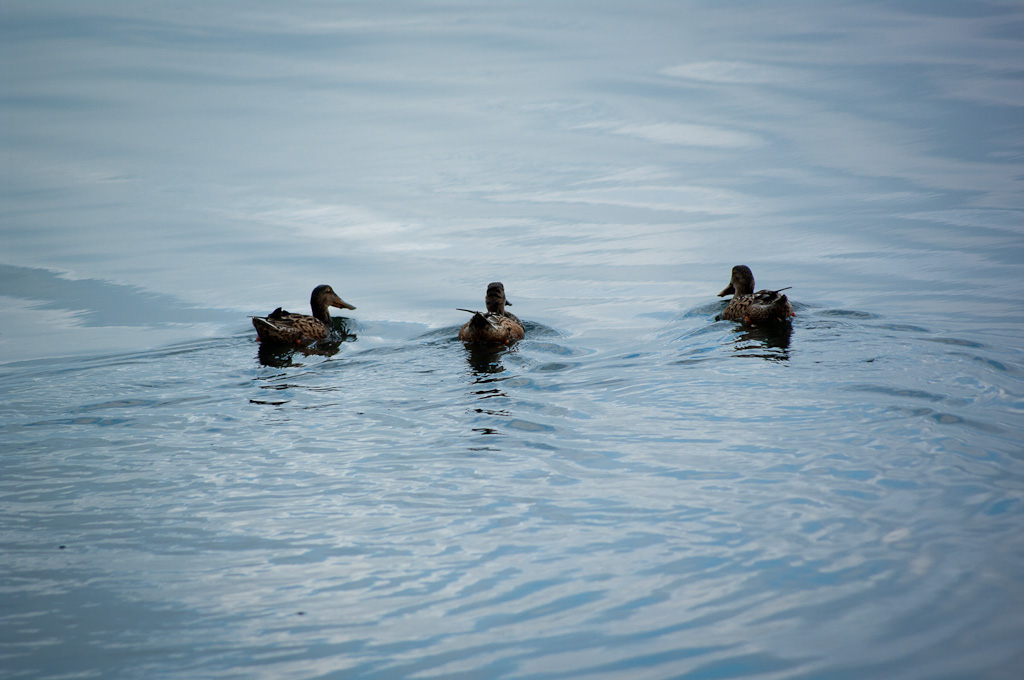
[1, 0, 1021, 352]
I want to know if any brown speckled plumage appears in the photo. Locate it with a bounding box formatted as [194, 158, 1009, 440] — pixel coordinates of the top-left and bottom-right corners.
[458, 282, 525, 344]
[718, 265, 794, 325]
[252, 284, 356, 345]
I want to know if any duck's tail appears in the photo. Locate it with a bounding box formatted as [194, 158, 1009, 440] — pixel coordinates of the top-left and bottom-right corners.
[461, 311, 493, 330]
[252, 316, 283, 340]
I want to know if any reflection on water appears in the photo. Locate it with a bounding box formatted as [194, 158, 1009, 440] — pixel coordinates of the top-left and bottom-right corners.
[463, 342, 513, 376]
[728, 322, 792, 362]
[2, 1, 1024, 679]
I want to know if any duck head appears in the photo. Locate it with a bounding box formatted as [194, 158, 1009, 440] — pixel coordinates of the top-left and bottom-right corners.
[311, 284, 356, 322]
[719, 265, 755, 297]
[485, 281, 511, 314]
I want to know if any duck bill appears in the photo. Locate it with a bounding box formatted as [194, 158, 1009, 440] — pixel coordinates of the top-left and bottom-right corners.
[718, 283, 735, 297]
[332, 296, 356, 310]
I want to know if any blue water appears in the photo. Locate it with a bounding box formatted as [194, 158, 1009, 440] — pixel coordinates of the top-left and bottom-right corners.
[2, 2, 1023, 678]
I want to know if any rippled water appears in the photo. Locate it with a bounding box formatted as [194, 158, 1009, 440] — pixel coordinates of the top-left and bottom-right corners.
[3, 2, 1024, 678]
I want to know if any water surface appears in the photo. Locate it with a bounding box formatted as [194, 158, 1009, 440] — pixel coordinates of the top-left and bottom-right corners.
[2, 2, 1023, 678]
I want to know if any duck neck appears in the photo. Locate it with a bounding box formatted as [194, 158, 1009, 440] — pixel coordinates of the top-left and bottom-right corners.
[311, 301, 332, 326]
[485, 293, 506, 315]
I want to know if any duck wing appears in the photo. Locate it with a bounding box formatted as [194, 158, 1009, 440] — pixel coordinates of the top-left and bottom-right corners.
[457, 310, 524, 343]
[252, 310, 330, 345]
[721, 288, 793, 324]
[745, 289, 794, 323]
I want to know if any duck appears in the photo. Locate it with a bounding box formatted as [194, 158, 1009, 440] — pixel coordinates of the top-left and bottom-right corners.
[718, 265, 794, 325]
[457, 282, 525, 344]
[252, 284, 356, 345]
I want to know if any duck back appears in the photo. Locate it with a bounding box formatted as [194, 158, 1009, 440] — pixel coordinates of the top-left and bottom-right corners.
[252, 309, 331, 345]
[721, 289, 793, 324]
[458, 312, 525, 344]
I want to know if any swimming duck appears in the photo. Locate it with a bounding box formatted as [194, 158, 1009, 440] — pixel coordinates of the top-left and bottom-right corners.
[457, 282, 525, 344]
[718, 265, 794, 324]
[252, 284, 356, 345]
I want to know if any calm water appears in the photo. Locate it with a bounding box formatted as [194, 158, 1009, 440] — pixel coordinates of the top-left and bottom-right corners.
[2, 2, 1023, 678]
